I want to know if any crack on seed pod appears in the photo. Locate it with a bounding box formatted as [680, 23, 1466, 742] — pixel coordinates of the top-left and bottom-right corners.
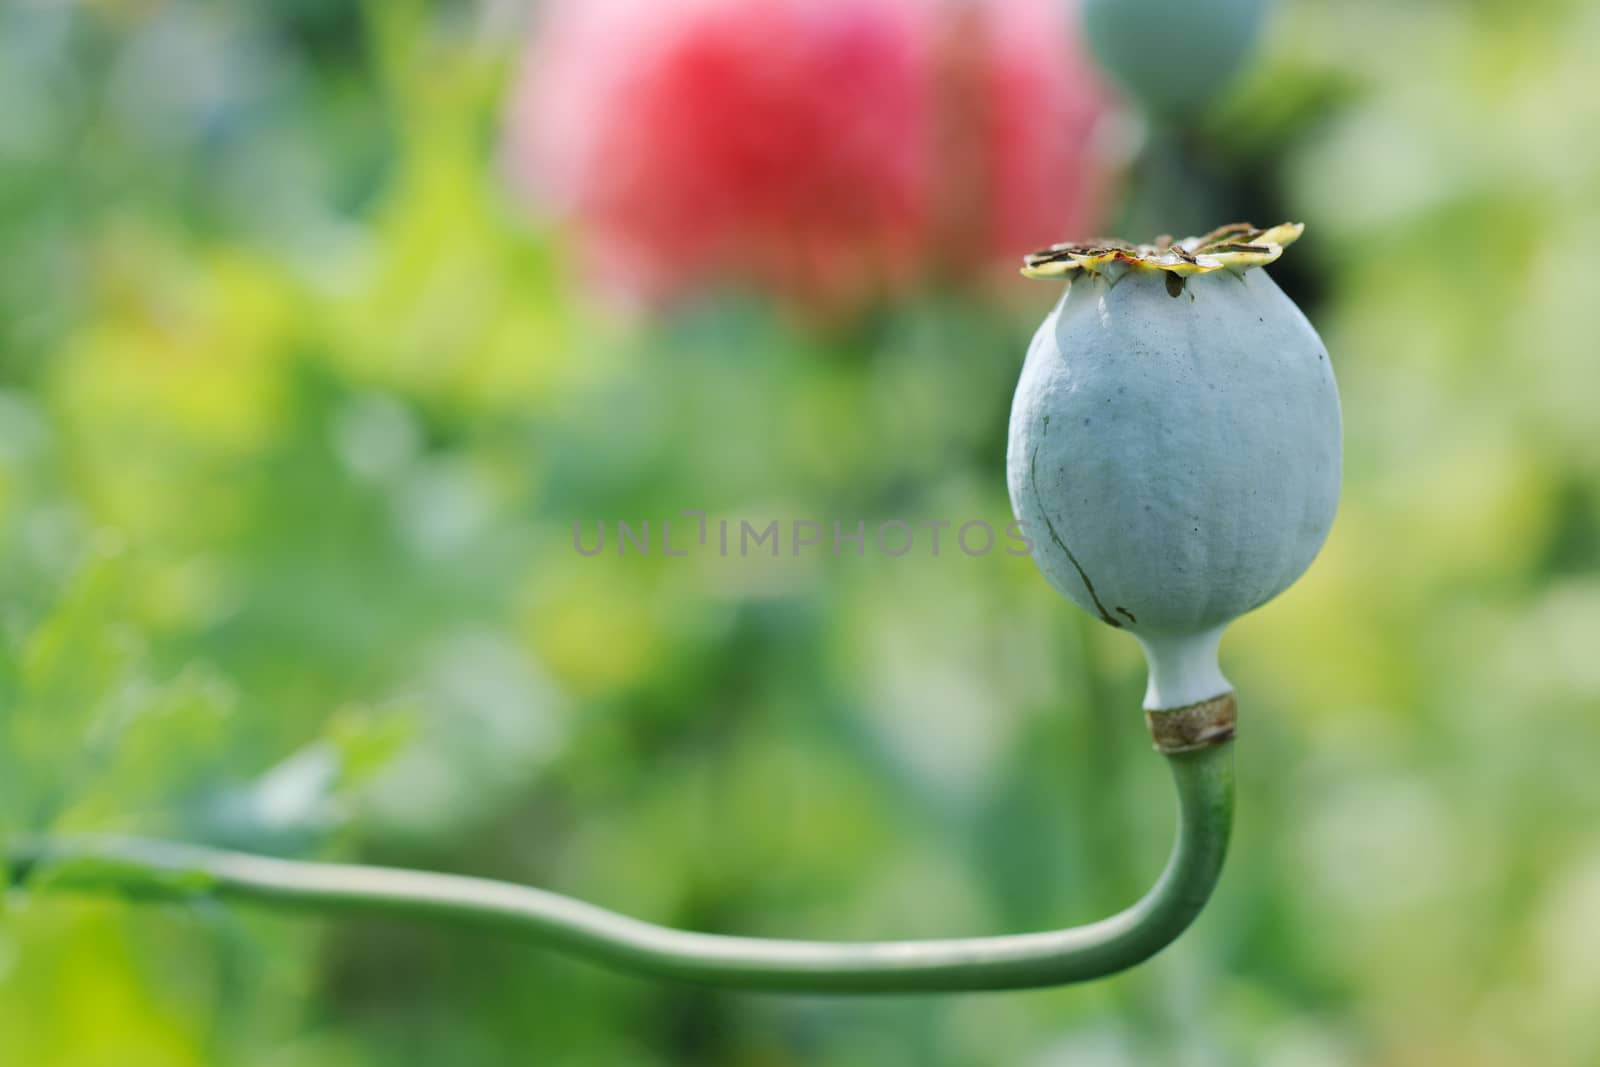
[1029, 445, 1121, 629]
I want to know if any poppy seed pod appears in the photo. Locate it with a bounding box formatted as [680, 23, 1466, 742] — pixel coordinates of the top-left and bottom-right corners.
[1007, 224, 1339, 713]
[1081, 0, 1268, 120]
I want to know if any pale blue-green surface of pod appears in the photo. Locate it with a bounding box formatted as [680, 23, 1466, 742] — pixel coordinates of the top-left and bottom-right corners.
[1008, 225, 1339, 708]
[1081, 0, 1269, 120]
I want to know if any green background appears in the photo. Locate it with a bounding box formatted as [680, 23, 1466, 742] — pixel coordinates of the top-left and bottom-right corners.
[3, 1, 1599, 1063]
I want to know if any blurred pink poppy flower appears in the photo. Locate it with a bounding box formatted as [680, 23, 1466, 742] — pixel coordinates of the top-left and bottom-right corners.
[509, 0, 1116, 315]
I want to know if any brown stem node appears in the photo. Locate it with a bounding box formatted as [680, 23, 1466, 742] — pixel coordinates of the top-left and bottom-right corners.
[1146, 693, 1237, 754]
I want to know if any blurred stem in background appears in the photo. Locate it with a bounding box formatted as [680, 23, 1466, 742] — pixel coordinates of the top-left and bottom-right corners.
[1115, 124, 1231, 244]
[6, 741, 1233, 994]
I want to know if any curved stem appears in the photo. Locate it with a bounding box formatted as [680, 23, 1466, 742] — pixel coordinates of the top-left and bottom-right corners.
[5, 744, 1232, 993]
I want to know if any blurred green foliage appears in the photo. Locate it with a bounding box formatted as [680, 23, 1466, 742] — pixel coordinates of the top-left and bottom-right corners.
[2, 0, 1600, 1064]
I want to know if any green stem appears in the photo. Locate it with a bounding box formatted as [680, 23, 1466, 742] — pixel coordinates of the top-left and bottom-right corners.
[5, 744, 1232, 993]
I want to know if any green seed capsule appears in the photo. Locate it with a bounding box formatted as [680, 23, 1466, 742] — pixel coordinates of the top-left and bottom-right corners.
[1081, 0, 1269, 120]
[1009, 224, 1339, 709]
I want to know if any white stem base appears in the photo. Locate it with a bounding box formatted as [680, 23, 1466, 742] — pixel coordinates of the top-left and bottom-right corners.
[1135, 626, 1232, 711]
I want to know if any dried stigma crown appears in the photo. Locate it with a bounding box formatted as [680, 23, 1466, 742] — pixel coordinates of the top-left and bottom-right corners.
[1021, 222, 1304, 282]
